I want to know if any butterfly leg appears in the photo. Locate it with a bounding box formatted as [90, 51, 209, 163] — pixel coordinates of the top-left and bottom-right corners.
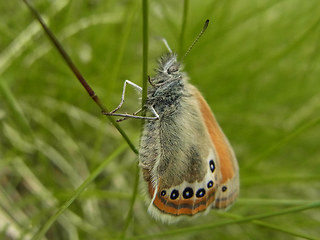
[103, 79, 159, 121]
[109, 80, 142, 114]
[148, 105, 159, 119]
[116, 108, 143, 122]
[103, 106, 159, 121]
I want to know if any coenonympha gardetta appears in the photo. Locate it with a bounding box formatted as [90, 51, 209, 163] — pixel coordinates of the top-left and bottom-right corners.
[21, 0, 238, 224]
[105, 20, 239, 223]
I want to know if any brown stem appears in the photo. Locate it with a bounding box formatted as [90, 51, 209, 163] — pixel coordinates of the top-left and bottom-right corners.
[22, 0, 138, 154]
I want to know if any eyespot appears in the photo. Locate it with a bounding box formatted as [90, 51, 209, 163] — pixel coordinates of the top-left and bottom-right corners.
[167, 64, 179, 74]
[182, 187, 194, 199]
[170, 189, 179, 200]
[160, 190, 166, 196]
[222, 186, 227, 192]
[196, 188, 206, 198]
[209, 159, 215, 173]
[207, 180, 214, 188]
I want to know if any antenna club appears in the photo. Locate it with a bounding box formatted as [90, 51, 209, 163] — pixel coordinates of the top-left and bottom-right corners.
[182, 19, 210, 60]
[204, 19, 210, 29]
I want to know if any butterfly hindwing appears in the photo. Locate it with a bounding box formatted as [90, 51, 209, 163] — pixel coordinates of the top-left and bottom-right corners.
[146, 148, 220, 223]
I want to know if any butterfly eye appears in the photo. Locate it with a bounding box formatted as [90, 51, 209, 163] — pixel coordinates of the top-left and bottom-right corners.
[167, 64, 179, 74]
[222, 186, 228, 192]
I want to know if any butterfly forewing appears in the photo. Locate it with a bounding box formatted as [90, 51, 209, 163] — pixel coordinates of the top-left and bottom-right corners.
[194, 87, 239, 209]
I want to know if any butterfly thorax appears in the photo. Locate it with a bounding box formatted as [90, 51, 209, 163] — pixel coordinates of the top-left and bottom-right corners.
[146, 53, 188, 117]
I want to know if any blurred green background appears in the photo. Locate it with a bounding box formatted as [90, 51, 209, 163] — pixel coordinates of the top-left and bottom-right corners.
[1, 0, 320, 239]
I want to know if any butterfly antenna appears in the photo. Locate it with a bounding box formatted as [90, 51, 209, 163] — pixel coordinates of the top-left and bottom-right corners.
[182, 19, 209, 60]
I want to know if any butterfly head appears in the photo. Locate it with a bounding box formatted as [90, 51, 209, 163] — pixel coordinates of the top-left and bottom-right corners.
[151, 53, 184, 87]
[158, 53, 180, 74]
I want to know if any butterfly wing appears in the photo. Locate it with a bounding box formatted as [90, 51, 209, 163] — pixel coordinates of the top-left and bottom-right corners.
[194, 86, 239, 209]
[143, 147, 219, 223]
[139, 84, 239, 223]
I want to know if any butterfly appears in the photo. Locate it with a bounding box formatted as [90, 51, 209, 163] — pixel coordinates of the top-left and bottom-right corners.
[105, 20, 239, 223]
[21, 0, 238, 225]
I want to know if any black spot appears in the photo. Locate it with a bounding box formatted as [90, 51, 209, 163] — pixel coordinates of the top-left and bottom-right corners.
[207, 180, 214, 188]
[209, 160, 215, 172]
[160, 190, 166, 196]
[196, 188, 206, 198]
[222, 186, 227, 192]
[183, 187, 194, 199]
[170, 189, 179, 200]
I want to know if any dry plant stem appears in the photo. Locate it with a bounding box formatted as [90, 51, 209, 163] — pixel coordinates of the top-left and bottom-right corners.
[22, 0, 138, 154]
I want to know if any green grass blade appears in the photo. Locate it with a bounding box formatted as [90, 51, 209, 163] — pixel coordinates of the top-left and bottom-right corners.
[31, 143, 127, 240]
[141, 0, 149, 109]
[119, 1, 149, 237]
[127, 201, 320, 239]
[220, 212, 318, 240]
[109, 2, 139, 92]
[245, 117, 320, 169]
[179, 0, 189, 56]
[0, 82, 33, 136]
[120, 165, 140, 239]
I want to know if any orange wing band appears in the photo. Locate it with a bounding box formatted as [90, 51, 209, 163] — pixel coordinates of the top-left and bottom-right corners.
[148, 182, 216, 216]
[195, 90, 235, 182]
